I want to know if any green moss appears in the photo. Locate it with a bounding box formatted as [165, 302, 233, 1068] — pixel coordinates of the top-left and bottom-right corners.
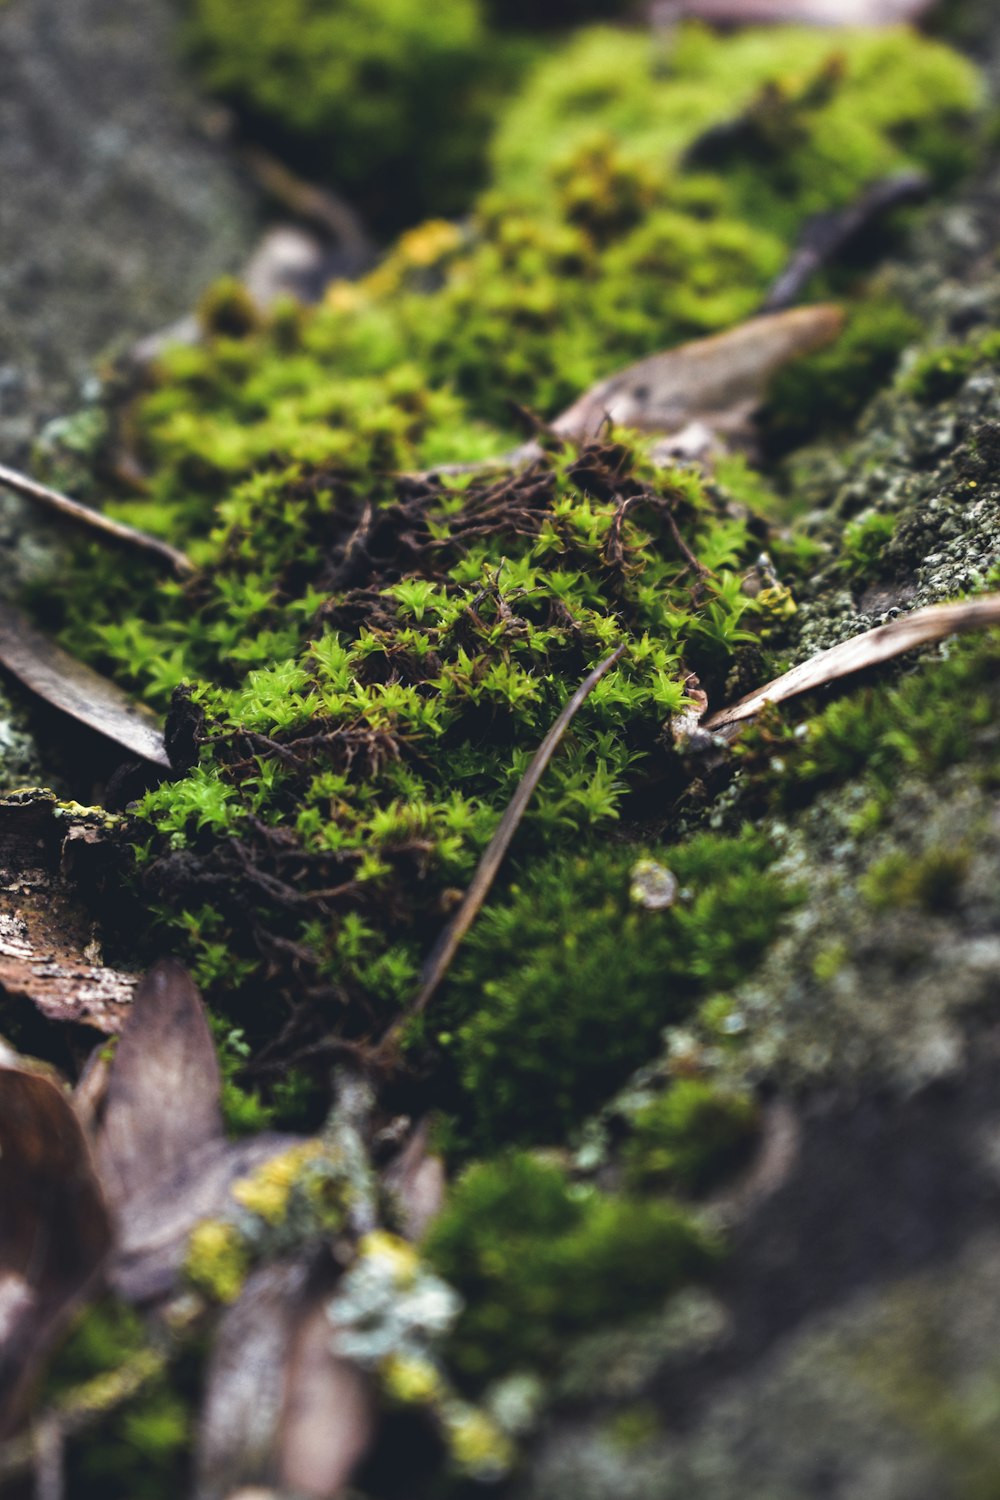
[762, 298, 921, 456]
[436, 830, 797, 1152]
[740, 635, 1000, 810]
[622, 1079, 760, 1195]
[42, 1303, 193, 1500]
[838, 509, 898, 580]
[491, 25, 979, 214]
[424, 1152, 719, 1387]
[184, 0, 506, 225]
[902, 329, 1000, 403]
[860, 844, 970, 912]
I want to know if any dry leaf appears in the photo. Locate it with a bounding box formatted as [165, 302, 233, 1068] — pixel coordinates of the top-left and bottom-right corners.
[279, 1302, 375, 1497]
[0, 1063, 111, 1435]
[705, 594, 1000, 729]
[672, 0, 935, 24]
[196, 1263, 375, 1500]
[95, 961, 299, 1304]
[0, 791, 137, 1033]
[0, 603, 169, 768]
[551, 305, 844, 445]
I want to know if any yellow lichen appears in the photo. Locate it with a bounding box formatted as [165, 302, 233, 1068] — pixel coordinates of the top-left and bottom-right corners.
[444, 1404, 515, 1478]
[185, 1219, 248, 1304]
[230, 1140, 323, 1225]
[380, 1352, 444, 1405]
[358, 1230, 421, 1287]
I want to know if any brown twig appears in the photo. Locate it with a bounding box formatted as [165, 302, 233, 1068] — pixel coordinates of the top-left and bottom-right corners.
[376, 642, 628, 1060]
[0, 463, 194, 577]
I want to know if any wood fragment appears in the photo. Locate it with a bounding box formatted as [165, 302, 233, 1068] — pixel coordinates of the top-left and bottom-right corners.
[704, 594, 1000, 730]
[0, 603, 169, 768]
[761, 172, 929, 313]
[0, 791, 137, 1033]
[0, 463, 193, 577]
[379, 643, 627, 1056]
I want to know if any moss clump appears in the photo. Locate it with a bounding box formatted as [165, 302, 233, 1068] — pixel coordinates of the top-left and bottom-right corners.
[745, 634, 1000, 811]
[436, 830, 797, 1152]
[860, 844, 970, 912]
[622, 1079, 760, 1195]
[184, 0, 502, 226]
[761, 297, 921, 457]
[902, 329, 1000, 403]
[424, 1152, 719, 1388]
[490, 25, 979, 217]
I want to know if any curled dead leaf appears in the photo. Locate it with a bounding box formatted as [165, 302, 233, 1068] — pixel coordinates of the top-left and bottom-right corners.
[0, 1063, 111, 1435]
[95, 961, 299, 1303]
[551, 305, 844, 445]
[0, 602, 169, 767]
[705, 594, 1000, 729]
[196, 1263, 375, 1500]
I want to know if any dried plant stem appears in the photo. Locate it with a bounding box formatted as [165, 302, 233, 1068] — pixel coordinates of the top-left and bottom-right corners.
[0, 463, 193, 577]
[705, 594, 1000, 729]
[378, 643, 627, 1058]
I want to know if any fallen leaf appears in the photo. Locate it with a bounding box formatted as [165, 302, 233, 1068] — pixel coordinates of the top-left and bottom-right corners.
[0, 1062, 111, 1435]
[0, 602, 169, 768]
[196, 1263, 375, 1500]
[0, 462, 193, 577]
[704, 594, 1000, 729]
[551, 306, 843, 445]
[94, 961, 299, 1304]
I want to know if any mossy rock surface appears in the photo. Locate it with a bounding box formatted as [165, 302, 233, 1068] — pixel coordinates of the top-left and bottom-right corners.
[9, 10, 1000, 1497]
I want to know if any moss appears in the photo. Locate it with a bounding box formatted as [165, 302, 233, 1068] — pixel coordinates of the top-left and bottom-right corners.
[185, 1217, 249, 1303]
[424, 1152, 720, 1388]
[901, 328, 1000, 403]
[42, 1302, 193, 1500]
[860, 844, 970, 912]
[184, 0, 502, 226]
[761, 297, 921, 457]
[436, 829, 797, 1153]
[622, 1079, 760, 1195]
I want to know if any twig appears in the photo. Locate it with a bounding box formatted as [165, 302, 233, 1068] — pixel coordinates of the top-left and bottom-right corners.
[240, 144, 372, 258]
[761, 171, 928, 313]
[0, 463, 194, 577]
[0, 1349, 167, 1487]
[704, 593, 1000, 729]
[377, 642, 627, 1059]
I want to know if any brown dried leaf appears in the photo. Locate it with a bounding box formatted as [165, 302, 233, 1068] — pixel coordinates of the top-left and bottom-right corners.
[0, 791, 137, 1033]
[93, 960, 301, 1303]
[552, 305, 844, 444]
[0, 1064, 111, 1434]
[97, 959, 223, 1208]
[674, 0, 935, 23]
[0, 602, 169, 768]
[704, 594, 1000, 729]
[196, 1264, 375, 1500]
[279, 1302, 375, 1497]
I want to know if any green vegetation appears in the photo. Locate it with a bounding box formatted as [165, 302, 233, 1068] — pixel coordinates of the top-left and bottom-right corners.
[622, 1079, 760, 1194]
[902, 328, 1000, 403]
[17, 16, 995, 1471]
[437, 831, 796, 1152]
[424, 1152, 719, 1387]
